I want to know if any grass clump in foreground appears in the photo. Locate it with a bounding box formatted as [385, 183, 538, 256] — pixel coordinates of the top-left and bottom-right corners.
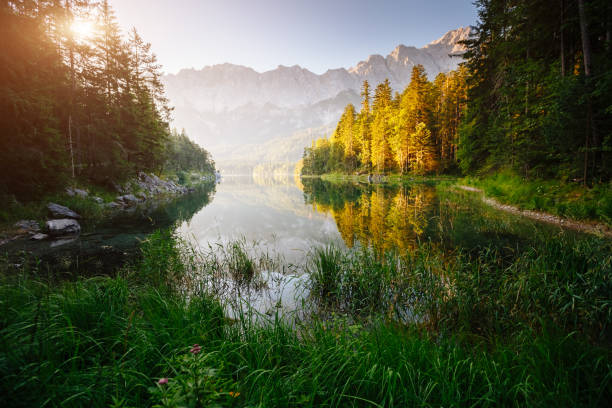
[1, 230, 611, 407]
[462, 171, 612, 226]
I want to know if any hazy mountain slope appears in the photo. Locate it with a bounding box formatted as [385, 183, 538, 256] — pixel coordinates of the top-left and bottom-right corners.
[163, 27, 471, 167]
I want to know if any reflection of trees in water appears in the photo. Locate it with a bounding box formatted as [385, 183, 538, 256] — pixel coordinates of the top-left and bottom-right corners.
[302, 179, 436, 254]
[8, 184, 219, 278]
[108, 183, 217, 230]
[158, 184, 217, 225]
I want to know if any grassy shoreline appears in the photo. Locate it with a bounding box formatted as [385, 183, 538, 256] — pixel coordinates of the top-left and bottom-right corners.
[462, 172, 612, 227]
[306, 171, 612, 227]
[1, 230, 610, 407]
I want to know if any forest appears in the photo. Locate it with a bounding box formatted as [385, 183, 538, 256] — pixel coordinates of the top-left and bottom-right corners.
[301, 0, 612, 186]
[0, 0, 214, 200]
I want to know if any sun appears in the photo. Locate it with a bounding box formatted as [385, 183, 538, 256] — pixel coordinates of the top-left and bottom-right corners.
[70, 18, 95, 40]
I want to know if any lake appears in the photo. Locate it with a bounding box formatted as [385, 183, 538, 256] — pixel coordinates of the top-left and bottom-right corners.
[2, 174, 596, 318]
[3, 174, 589, 276]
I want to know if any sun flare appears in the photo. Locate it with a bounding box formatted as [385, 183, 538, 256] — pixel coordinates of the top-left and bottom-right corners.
[70, 19, 94, 39]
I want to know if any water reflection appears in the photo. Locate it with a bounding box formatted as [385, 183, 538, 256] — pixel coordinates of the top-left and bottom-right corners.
[3, 184, 217, 276]
[302, 179, 438, 255]
[301, 178, 574, 256]
[177, 175, 343, 265]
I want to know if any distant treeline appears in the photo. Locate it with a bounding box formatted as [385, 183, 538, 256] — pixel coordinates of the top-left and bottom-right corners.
[0, 1, 214, 199]
[303, 0, 612, 184]
[165, 129, 215, 175]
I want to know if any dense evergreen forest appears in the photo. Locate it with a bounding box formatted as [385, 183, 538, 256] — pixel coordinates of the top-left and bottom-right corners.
[302, 0, 612, 185]
[0, 0, 214, 200]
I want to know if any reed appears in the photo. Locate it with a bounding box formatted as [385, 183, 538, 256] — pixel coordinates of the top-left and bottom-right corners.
[1, 230, 610, 407]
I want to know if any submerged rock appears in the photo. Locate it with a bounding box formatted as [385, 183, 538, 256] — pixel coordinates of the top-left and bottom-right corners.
[45, 219, 81, 236]
[31, 233, 48, 240]
[47, 203, 81, 219]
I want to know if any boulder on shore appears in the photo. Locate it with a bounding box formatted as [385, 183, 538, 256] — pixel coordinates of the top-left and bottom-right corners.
[105, 202, 123, 209]
[66, 187, 88, 198]
[48, 203, 81, 219]
[45, 219, 81, 236]
[14, 220, 40, 233]
[116, 194, 139, 206]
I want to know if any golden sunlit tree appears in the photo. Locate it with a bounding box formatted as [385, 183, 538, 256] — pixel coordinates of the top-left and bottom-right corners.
[411, 122, 436, 174]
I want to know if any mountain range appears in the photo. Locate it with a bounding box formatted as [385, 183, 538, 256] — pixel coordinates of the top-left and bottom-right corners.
[162, 26, 471, 172]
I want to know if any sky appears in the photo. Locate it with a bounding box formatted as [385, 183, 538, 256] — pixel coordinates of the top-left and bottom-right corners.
[110, 0, 478, 75]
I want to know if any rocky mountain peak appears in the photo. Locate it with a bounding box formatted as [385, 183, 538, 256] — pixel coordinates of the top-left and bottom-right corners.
[161, 27, 471, 158]
[424, 26, 472, 53]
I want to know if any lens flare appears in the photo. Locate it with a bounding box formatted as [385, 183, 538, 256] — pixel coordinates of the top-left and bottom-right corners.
[70, 19, 94, 39]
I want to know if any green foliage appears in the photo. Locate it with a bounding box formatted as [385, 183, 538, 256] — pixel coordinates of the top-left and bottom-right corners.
[227, 241, 256, 284]
[0, 1, 213, 200]
[165, 129, 215, 175]
[1, 227, 611, 406]
[150, 348, 240, 407]
[464, 171, 612, 226]
[459, 0, 612, 183]
[302, 67, 467, 177]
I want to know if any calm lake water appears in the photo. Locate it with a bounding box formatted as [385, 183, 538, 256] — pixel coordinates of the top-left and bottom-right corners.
[176, 175, 343, 265]
[4, 174, 588, 275]
[3, 174, 598, 318]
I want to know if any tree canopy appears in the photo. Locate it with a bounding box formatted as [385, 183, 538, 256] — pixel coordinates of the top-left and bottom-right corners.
[0, 0, 214, 199]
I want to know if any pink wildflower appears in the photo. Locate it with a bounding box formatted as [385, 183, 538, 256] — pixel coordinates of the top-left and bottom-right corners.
[190, 344, 202, 354]
[158, 378, 168, 385]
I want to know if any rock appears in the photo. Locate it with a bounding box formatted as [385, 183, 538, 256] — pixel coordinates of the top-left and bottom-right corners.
[45, 219, 81, 236]
[66, 187, 88, 197]
[14, 220, 40, 232]
[48, 203, 81, 219]
[116, 194, 139, 206]
[112, 182, 129, 194]
[136, 192, 147, 201]
[31, 233, 48, 240]
[92, 196, 104, 204]
[106, 202, 123, 209]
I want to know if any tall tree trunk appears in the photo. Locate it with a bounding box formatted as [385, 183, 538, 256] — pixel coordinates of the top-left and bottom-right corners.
[67, 0, 76, 179]
[577, 0, 592, 77]
[560, 0, 565, 77]
[578, 0, 593, 184]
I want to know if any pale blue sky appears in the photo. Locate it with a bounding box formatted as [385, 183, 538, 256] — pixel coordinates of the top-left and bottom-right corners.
[110, 0, 477, 75]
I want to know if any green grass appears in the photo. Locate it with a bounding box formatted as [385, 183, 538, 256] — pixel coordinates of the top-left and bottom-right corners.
[462, 171, 612, 226]
[0, 231, 610, 407]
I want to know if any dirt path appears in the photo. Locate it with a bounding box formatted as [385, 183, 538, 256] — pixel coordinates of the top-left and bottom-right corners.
[455, 185, 612, 238]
